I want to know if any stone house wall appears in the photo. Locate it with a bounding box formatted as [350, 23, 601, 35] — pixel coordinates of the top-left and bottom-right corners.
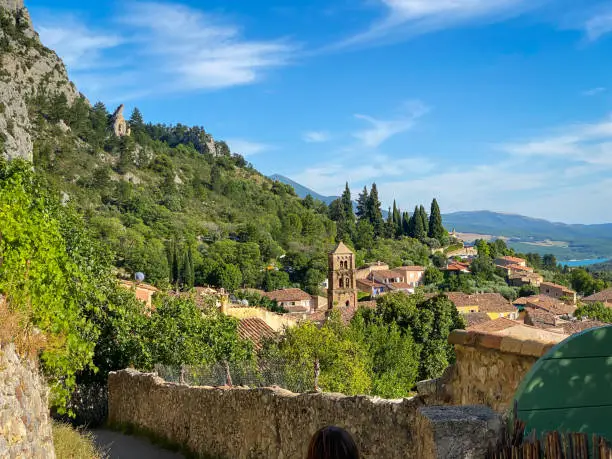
[0, 343, 55, 458]
[108, 369, 502, 459]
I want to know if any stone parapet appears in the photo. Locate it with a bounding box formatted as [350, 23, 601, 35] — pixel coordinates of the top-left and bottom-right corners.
[108, 369, 501, 459]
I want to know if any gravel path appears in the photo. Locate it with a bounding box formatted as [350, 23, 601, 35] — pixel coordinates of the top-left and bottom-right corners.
[91, 429, 185, 459]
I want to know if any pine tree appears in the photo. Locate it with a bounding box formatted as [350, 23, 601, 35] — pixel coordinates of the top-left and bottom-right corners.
[419, 205, 429, 236]
[91, 101, 108, 147]
[356, 186, 368, 219]
[407, 206, 419, 238]
[428, 198, 444, 240]
[129, 107, 144, 129]
[367, 183, 384, 237]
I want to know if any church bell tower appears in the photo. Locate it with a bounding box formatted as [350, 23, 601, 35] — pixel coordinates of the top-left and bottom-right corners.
[327, 241, 357, 310]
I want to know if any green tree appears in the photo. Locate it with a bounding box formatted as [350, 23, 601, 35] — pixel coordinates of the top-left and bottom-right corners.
[392, 200, 402, 238]
[367, 183, 384, 237]
[413, 206, 426, 240]
[419, 205, 429, 236]
[575, 302, 612, 323]
[356, 186, 368, 219]
[428, 198, 444, 241]
[212, 263, 243, 292]
[182, 246, 195, 289]
[570, 268, 606, 296]
[263, 269, 290, 292]
[424, 267, 444, 286]
[475, 239, 490, 258]
[542, 254, 558, 271]
[354, 219, 375, 251]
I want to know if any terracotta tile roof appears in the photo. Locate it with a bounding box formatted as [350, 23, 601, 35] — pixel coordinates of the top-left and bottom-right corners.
[524, 307, 557, 329]
[394, 265, 425, 272]
[561, 320, 606, 335]
[497, 256, 526, 264]
[445, 292, 515, 313]
[356, 279, 386, 288]
[525, 295, 576, 316]
[331, 241, 353, 254]
[467, 317, 518, 332]
[463, 312, 492, 328]
[390, 282, 412, 289]
[238, 318, 276, 350]
[505, 264, 534, 272]
[283, 305, 310, 313]
[540, 281, 576, 294]
[372, 270, 403, 279]
[582, 287, 612, 303]
[444, 262, 470, 272]
[514, 295, 538, 306]
[263, 288, 311, 302]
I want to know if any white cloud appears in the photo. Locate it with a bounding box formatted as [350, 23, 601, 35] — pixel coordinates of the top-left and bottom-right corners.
[226, 139, 272, 156]
[500, 117, 612, 167]
[118, 2, 295, 90]
[35, 2, 296, 99]
[583, 87, 606, 96]
[293, 154, 435, 196]
[585, 12, 612, 41]
[353, 101, 429, 148]
[335, 0, 536, 48]
[303, 131, 331, 143]
[37, 18, 121, 70]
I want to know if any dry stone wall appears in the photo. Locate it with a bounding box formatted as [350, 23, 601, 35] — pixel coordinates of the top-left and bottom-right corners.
[0, 343, 55, 458]
[109, 369, 502, 459]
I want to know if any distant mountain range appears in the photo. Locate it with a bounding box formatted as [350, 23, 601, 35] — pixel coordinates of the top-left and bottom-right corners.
[269, 174, 339, 205]
[271, 174, 612, 261]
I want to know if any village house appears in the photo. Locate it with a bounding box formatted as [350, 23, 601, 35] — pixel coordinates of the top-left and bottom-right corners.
[120, 280, 159, 311]
[446, 246, 478, 260]
[393, 265, 425, 288]
[443, 262, 471, 274]
[508, 271, 544, 287]
[495, 255, 527, 268]
[263, 288, 315, 313]
[582, 287, 612, 306]
[355, 261, 390, 280]
[356, 278, 387, 297]
[523, 294, 576, 318]
[237, 318, 276, 350]
[445, 292, 519, 319]
[370, 269, 404, 286]
[540, 281, 577, 304]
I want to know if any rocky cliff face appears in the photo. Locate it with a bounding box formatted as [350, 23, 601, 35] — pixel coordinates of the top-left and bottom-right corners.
[0, 0, 79, 161]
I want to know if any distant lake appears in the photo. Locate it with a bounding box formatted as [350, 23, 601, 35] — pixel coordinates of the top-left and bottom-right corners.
[563, 258, 610, 267]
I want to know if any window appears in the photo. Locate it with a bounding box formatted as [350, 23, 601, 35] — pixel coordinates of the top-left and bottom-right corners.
[339, 278, 344, 288]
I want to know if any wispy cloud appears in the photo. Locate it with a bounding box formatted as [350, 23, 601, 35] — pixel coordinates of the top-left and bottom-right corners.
[119, 2, 295, 91]
[353, 100, 429, 148]
[293, 155, 435, 195]
[583, 87, 606, 96]
[37, 16, 122, 70]
[585, 12, 612, 41]
[303, 131, 331, 143]
[500, 116, 612, 167]
[334, 0, 537, 48]
[226, 139, 272, 156]
[35, 2, 296, 100]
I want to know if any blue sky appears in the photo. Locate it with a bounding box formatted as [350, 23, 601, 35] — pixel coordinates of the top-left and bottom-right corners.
[26, 0, 612, 223]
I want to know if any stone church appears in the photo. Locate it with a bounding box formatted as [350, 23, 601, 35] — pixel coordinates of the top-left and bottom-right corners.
[327, 241, 358, 310]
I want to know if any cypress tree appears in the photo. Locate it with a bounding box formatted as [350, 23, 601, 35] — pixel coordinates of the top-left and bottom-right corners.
[341, 182, 354, 219]
[402, 211, 410, 236]
[392, 200, 402, 237]
[183, 247, 195, 289]
[172, 242, 180, 287]
[367, 183, 384, 237]
[428, 198, 444, 240]
[356, 186, 368, 219]
[414, 207, 426, 240]
[408, 206, 419, 238]
[419, 205, 429, 236]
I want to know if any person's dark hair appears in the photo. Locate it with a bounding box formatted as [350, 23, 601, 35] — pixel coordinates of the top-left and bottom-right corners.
[307, 426, 360, 459]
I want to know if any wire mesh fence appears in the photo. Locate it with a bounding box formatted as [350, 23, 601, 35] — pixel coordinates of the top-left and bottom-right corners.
[154, 358, 318, 393]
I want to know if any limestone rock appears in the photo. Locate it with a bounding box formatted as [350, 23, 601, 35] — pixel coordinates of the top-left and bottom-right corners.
[110, 104, 131, 137]
[0, 0, 80, 161]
